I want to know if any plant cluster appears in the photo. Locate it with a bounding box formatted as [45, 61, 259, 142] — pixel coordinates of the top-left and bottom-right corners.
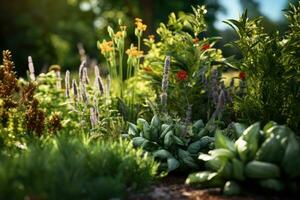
[125, 115, 215, 172]
[142, 6, 233, 122]
[226, 4, 300, 131]
[0, 136, 158, 200]
[186, 122, 300, 195]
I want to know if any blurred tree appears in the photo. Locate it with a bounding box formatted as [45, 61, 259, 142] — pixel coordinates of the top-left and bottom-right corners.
[0, 0, 223, 75]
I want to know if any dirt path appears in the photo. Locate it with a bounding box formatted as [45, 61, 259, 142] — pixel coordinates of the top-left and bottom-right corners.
[129, 176, 297, 200]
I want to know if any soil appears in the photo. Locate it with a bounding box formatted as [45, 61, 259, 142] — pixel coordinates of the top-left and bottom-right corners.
[128, 175, 297, 200]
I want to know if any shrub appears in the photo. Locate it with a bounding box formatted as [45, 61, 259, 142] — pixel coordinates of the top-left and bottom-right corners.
[0, 135, 158, 200]
[226, 3, 300, 131]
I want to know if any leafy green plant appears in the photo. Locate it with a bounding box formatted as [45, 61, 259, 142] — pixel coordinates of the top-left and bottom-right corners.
[97, 19, 150, 122]
[142, 6, 232, 122]
[0, 135, 158, 200]
[125, 115, 217, 172]
[186, 122, 300, 195]
[225, 3, 300, 131]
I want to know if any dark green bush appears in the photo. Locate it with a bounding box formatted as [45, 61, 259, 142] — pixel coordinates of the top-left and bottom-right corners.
[0, 135, 158, 200]
[226, 3, 300, 131]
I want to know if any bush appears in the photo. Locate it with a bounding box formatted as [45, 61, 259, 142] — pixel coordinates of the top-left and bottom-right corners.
[0, 135, 158, 200]
[226, 3, 300, 131]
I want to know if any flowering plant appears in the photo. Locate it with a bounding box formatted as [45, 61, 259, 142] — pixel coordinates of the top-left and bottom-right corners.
[142, 6, 231, 123]
[226, 6, 300, 131]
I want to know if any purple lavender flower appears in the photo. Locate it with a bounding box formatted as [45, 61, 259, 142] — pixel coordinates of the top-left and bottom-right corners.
[161, 56, 171, 111]
[65, 70, 70, 98]
[28, 56, 35, 81]
[80, 83, 89, 104]
[55, 70, 62, 90]
[95, 75, 104, 95]
[72, 79, 78, 100]
[90, 107, 98, 128]
[82, 67, 90, 84]
[94, 65, 100, 77]
[78, 60, 86, 82]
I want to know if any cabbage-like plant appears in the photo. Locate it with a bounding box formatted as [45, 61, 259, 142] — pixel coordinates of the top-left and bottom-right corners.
[125, 115, 216, 172]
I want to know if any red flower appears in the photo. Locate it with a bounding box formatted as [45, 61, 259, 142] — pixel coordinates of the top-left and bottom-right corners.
[201, 43, 210, 51]
[176, 70, 188, 81]
[239, 71, 246, 80]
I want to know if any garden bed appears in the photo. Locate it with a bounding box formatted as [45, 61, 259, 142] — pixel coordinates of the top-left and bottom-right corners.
[129, 176, 297, 200]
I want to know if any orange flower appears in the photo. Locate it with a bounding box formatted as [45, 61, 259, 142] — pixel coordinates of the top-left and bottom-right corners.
[115, 31, 123, 38]
[148, 35, 155, 42]
[143, 66, 153, 73]
[98, 41, 113, 54]
[126, 46, 143, 57]
[135, 18, 147, 32]
[193, 37, 199, 44]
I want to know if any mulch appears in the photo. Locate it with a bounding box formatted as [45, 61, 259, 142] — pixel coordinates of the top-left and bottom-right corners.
[128, 175, 297, 200]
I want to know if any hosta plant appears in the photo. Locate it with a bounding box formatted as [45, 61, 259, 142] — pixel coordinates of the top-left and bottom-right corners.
[125, 115, 216, 172]
[186, 122, 300, 195]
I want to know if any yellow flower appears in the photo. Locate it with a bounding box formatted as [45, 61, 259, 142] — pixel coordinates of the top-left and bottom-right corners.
[120, 26, 127, 31]
[148, 35, 155, 42]
[126, 46, 144, 57]
[135, 18, 142, 22]
[98, 41, 113, 54]
[135, 18, 147, 32]
[115, 31, 123, 38]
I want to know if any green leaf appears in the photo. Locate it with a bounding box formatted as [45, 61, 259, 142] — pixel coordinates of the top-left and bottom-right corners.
[209, 148, 235, 160]
[128, 122, 138, 136]
[164, 131, 173, 147]
[150, 115, 160, 128]
[215, 130, 236, 152]
[233, 123, 246, 138]
[223, 181, 242, 196]
[173, 135, 185, 146]
[153, 149, 173, 159]
[167, 158, 180, 172]
[132, 137, 147, 147]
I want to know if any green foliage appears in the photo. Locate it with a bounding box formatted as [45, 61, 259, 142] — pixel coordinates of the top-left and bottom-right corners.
[186, 122, 300, 195]
[0, 135, 158, 200]
[143, 6, 232, 122]
[225, 4, 300, 131]
[125, 115, 217, 172]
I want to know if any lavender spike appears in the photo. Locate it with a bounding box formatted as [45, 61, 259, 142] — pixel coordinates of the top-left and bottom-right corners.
[78, 60, 86, 83]
[65, 70, 70, 98]
[80, 83, 89, 104]
[95, 75, 104, 95]
[94, 65, 100, 77]
[28, 56, 36, 81]
[72, 79, 78, 100]
[90, 107, 98, 128]
[55, 70, 62, 90]
[82, 67, 90, 84]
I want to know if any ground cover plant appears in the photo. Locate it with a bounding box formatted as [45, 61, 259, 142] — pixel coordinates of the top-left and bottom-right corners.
[0, 136, 158, 200]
